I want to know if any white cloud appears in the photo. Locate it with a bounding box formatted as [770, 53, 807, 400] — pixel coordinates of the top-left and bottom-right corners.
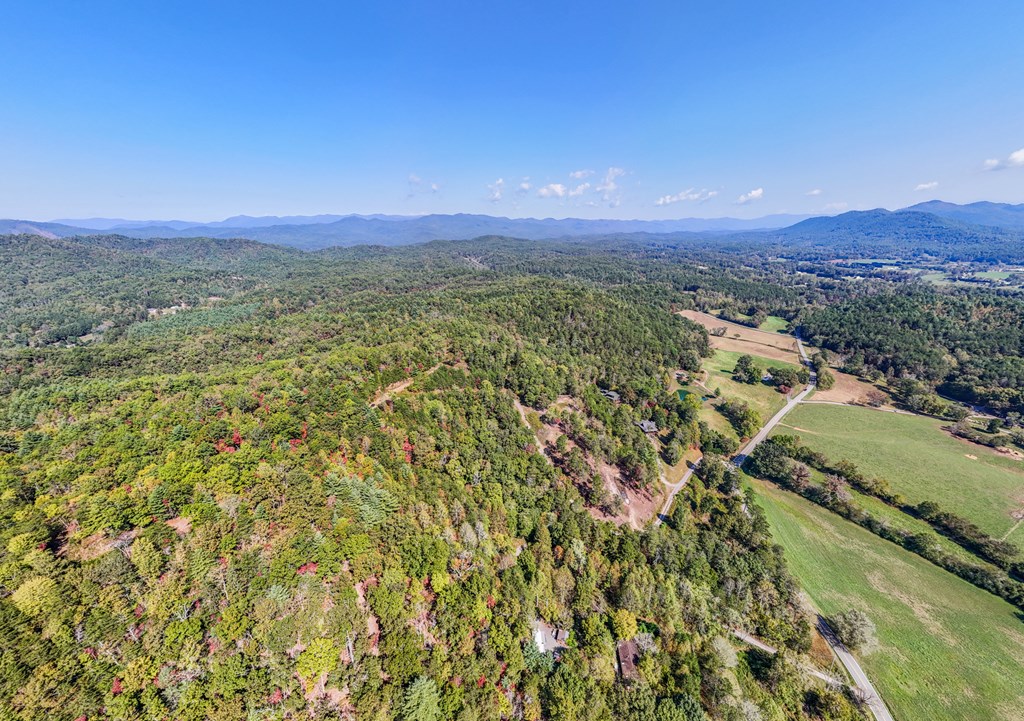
[569, 169, 593, 179]
[487, 178, 504, 202]
[735, 187, 764, 205]
[914, 181, 939, 191]
[407, 173, 439, 198]
[517, 178, 532, 194]
[596, 167, 626, 203]
[569, 182, 591, 197]
[805, 188, 823, 196]
[655, 188, 718, 206]
[537, 183, 568, 198]
[981, 147, 1024, 171]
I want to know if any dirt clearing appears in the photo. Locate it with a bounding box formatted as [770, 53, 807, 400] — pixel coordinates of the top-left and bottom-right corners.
[679, 309, 801, 359]
[811, 370, 884, 405]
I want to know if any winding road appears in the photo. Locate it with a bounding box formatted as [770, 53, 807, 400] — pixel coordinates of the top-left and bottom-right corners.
[733, 332, 815, 469]
[815, 617, 896, 721]
[657, 333, 895, 720]
[730, 624, 895, 721]
[656, 334, 815, 524]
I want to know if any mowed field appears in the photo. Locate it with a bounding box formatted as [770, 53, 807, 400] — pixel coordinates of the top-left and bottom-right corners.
[747, 477, 1024, 721]
[679, 309, 802, 362]
[758, 314, 790, 333]
[698, 349, 802, 439]
[774, 403, 1024, 547]
[679, 309, 873, 404]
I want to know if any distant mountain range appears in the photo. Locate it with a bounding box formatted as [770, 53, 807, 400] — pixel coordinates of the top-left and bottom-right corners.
[51, 213, 420, 231]
[899, 200, 1024, 230]
[1, 212, 813, 250]
[2, 201, 1023, 259]
[751, 208, 1024, 262]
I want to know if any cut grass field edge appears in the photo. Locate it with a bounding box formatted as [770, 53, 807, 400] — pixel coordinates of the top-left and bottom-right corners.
[745, 474, 1024, 721]
[773, 433, 1022, 576]
[744, 473, 1024, 613]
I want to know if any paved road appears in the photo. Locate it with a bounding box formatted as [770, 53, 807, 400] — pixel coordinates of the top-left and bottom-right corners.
[664, 332, 894, 719]
[656, 332, 815, 525]
[731, 624, 894, 721]
[732, 331, 815, 468]
[816, 617, 896, 721]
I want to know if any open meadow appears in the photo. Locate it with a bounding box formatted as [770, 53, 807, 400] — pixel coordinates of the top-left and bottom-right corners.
[747, 477, 1024, 721]
[692, 349, 802, 439]
[774, 403, 1024, 547]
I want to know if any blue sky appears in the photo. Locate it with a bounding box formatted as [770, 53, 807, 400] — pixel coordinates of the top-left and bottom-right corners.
[2, 1, 1022, 221]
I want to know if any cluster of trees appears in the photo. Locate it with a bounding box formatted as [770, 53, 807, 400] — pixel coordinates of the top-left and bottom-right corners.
[801, 287, 1024, 415]
[780, 440, 1021, 575]
[733, 355, 812, 395]
[0, 236, 866, 721]
[716, 399, 762, 439]
[732, 355, 762, 385]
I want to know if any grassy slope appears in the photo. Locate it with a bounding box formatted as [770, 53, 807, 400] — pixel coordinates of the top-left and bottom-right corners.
[702, 350, 803, 439]
[747, 477, 1024, 721]
[799, 466, 991, 568]
[758, 315, 790, 333]
[775, 404, 1024, 547]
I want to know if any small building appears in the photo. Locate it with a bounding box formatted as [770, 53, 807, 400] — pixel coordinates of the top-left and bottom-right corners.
[616, 639, 640, 680]
[532, 619, 569, 655]
[635, 419, 658, 434]
[599, 389, 621, 402]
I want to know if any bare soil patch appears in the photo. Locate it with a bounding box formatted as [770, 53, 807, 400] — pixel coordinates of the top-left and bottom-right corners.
[166, 517, 192, 536]
[808, 627, 836, 669]
[996, 447, 1024, 461]
[369, 363, 444, 407]
[679, 309, 801, 359]
[812, 371, 882, 405]
[513, 395, 660, 529]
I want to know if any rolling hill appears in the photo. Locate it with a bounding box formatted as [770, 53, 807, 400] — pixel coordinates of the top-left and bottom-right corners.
[902, 200, 1024, 230]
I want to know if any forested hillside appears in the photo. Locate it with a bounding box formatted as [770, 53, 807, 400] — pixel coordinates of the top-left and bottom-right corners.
[0, 235, 866, 721]
[800, 287, 1024, 413]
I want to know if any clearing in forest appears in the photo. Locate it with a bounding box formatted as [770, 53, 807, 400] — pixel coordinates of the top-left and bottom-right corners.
[758, 315, 790, 333]
[699, 349, 803, 440]
[679, 309, 872, 405]
[747, 476, 1024, 721]
[512, 396, 660, 529]
[679, 309, 801, 362]
[773, 403, 1024, 548]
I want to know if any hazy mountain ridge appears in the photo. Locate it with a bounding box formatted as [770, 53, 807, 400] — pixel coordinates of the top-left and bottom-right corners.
[758, 208, 1024, 261]
[4, 212, 812, 249]
[901, 200, 1024, 230]
[4, 202, 1023, 259]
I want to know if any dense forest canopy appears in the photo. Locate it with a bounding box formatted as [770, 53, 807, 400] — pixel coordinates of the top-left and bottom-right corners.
[2, 226, 1023, 720]
[0, 232, 875, 721]
[800, 287, 1024, 413]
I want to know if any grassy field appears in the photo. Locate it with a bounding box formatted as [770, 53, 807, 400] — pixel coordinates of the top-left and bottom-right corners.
[798, 465, 995, 569]
[774, 404, 1024, 547]
[701, 349, 803, 439]
[747, 477, 1024, 721]
[758, 315, 790, 333]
